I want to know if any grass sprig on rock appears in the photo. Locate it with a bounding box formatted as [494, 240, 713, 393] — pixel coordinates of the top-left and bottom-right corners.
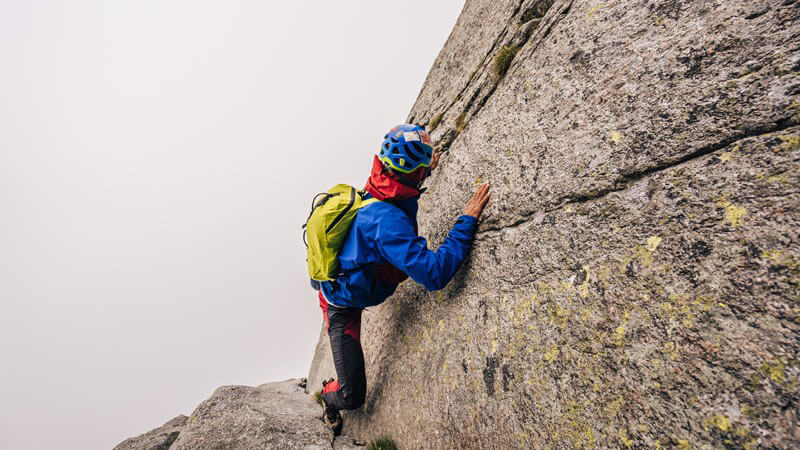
[493, 45, 520, 82]
[367, 435, 398, 450]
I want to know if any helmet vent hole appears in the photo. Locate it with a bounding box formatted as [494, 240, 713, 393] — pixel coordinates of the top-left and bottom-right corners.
[407, 142, 425, 162]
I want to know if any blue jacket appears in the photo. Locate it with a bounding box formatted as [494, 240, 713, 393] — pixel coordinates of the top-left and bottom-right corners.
[320, 195, 477, 309]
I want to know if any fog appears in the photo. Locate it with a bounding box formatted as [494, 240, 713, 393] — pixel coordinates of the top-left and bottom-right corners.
[0, 1, 464, 448]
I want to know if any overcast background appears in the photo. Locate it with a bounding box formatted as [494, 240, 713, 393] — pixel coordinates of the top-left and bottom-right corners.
[0, 1, 464, 448]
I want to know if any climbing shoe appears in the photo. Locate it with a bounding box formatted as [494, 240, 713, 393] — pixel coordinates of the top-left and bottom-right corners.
[320, 396, 342, 436]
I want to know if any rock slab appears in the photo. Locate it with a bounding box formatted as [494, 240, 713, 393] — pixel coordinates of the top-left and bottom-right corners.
[309, 0, 800, 448]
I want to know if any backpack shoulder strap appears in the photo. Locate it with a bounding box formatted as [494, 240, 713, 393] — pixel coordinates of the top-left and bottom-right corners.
[357, 189, 382, 208]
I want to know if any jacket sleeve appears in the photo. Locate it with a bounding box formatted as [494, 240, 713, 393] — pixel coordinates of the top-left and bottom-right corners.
[374, 213, 478, 291]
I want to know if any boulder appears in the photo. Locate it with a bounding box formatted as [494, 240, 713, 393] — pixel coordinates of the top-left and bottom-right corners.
[116, 379, 360, 450]
[113, 415, 187, 450]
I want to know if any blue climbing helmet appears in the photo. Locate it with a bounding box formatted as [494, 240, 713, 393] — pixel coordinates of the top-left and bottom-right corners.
[378, 124, 433, 174]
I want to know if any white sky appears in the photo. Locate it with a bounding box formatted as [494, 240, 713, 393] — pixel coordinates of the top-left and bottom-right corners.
[0, 1, 464, 448]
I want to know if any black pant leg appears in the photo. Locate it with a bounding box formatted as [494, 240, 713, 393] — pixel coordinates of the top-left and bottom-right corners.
[322, 306, 366, 411]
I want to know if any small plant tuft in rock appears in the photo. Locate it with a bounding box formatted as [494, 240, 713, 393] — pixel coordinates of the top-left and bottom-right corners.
[492, 45, 520, 82]
[455, 112, 467, 134]
[367, 435, 398, 450]
[311, 390, 323, 406]
[429, 112, 443, 131]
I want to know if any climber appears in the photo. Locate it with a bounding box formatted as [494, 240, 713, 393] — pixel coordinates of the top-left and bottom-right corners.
[315, 124, 491, 434]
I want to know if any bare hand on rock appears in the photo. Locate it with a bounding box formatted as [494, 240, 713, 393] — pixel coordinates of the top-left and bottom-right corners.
[430, 146, 443, 171]
[463, 182, 491, 219]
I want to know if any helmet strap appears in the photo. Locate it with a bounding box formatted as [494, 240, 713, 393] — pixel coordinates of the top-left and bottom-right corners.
[382, 162, 427, 193]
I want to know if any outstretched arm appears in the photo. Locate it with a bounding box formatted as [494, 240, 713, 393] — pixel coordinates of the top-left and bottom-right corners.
[375, 183, 491, 291]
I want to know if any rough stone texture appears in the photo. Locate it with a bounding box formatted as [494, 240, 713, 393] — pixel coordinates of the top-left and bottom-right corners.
[307, 324, 337, 399]
[308, 0, 800, 448]
[113, 415, 187, 450]
[117, 379, 360, 450]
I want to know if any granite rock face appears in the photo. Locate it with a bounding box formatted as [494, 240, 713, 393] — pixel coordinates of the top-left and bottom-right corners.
[308, 0, 800, 448]
[116, 379, 360, 450]
[114, 415, 187, 450]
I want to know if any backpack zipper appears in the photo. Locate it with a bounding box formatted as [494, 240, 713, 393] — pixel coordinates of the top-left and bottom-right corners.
[325, 187, 356, 233]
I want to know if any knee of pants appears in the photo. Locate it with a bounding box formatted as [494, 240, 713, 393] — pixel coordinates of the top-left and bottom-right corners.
[340, 385, 366, 410]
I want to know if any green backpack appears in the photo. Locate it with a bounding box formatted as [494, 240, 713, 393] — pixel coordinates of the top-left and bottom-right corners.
[303, 184, 381, 281]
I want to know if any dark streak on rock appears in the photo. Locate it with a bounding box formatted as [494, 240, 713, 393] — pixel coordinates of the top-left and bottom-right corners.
[483, 356, 500, 396]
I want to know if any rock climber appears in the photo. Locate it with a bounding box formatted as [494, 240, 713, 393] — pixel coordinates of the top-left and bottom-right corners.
[314, 124, 491, 433]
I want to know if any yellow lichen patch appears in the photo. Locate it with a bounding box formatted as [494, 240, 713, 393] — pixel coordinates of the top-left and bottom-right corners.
[597, 266, 611, 284]
[544, 344, 560, 362]
[612, 311, 629, 346]
[550, 304, 569, 330]
[665, 341, 680, 361]
[542, 399, 598, 448]
[619, 238, 662, 274]
[716, 197, 747, 227]
[652, 358, 662, 368]
[704, 415, 731, 433]
[588, 0, 617, 17]
[718, 151, 733, 163]
[646, 235, 662, 252]
[610, 130, 622, 144]
[759, 358, 786, 383]
[634, 247, 655, 266]
[677, 439, 691, 449]
[693, 295, 712, 312]
[584, 429, 597, 448]
[725, 203, 748, 227]
[761, 249, 783, 263]
[605, 396, 624, 417]
[767, 173, 789, 183]
[618, 429, 633, 449]
[788, 99, 800, 121]
[613, 326, 626, 347]
[778, 134, 800, 152]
